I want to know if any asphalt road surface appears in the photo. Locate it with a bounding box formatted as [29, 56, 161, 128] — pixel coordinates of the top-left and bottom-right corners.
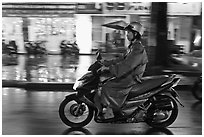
[2, 88, 202, 135]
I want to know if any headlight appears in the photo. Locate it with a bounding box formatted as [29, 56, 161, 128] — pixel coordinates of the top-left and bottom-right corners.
[73, 80, 83, 90]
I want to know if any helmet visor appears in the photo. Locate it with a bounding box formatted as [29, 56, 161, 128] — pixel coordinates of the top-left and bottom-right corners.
[124, 22, 143, 36]
[124, 24, 134, 31]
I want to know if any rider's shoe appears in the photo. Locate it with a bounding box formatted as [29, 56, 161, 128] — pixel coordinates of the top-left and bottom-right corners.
[113, 110, 125, 119]
[96, 112, 105, 120]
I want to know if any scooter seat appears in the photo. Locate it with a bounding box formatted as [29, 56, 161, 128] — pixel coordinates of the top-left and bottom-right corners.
[127, 75, 169, 99]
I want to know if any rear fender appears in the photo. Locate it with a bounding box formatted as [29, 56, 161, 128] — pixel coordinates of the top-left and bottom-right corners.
[159, 87, 184, 107]
[169, 88, 184, 107]
[154, 86, 184, 108]
[149, 95, 175, 110]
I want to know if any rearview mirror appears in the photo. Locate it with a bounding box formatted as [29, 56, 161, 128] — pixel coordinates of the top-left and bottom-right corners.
[96, 50, 102, 61]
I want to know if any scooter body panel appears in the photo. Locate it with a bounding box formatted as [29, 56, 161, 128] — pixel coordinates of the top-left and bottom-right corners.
[128, 75, 169, 99]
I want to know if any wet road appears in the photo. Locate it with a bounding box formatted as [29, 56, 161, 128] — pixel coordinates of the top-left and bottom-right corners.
[2, 88, 202, 135]
[2, 54, 202, 135]
[2, 54, 199, 88]
[2, 54, 115, 83]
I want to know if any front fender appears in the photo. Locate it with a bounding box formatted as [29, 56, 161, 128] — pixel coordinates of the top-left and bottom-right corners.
[66, 93, 97, 110]
[65, 93, 77, 99]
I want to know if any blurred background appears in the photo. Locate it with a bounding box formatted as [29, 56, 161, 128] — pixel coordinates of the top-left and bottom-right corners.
[1, 2, 202, 135]
[2, 2, 202, 81]
[2, 2, 201, 54]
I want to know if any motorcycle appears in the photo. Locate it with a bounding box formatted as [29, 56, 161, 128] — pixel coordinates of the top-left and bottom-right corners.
[59, 51, 184, 128]
[4, 40, 18, 55]
[191, 76, 202, 101]
[24, 41, 47, 55]
[60, 40, 79, 55]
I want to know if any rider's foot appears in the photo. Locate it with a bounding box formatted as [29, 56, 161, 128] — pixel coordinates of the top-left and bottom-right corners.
[96, 112, 105, 120]
[113, 110, 125, 119]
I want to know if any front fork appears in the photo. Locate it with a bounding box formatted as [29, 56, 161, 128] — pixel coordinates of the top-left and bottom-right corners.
[65, 92, 97, 116]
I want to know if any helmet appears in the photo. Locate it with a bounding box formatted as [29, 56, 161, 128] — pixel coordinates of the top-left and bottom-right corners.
[124, 21, 144, 36]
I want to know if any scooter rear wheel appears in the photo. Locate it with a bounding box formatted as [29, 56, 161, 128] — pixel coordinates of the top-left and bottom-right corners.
[59, 94, 94, 128]
[146, 94, 178, 128]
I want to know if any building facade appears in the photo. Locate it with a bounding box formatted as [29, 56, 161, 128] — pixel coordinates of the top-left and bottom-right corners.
[2, 2, 202, 54]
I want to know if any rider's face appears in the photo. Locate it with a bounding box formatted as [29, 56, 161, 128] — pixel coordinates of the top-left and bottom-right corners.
[126, 31, 134, 41]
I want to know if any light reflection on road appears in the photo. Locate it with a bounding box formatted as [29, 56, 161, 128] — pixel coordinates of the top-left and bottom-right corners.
[2, 54, 202, 135]
[2, 87, 202, 135]
[2, 55, 95, 83]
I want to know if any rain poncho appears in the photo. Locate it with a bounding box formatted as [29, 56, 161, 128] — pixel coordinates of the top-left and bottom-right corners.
[100, 40, 148, 110]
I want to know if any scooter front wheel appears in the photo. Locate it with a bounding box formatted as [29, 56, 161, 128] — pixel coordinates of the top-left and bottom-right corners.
[59, 94, 94, 128]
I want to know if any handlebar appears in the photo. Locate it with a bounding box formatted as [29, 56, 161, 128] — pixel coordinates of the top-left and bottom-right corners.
[97, 60, 104, 66]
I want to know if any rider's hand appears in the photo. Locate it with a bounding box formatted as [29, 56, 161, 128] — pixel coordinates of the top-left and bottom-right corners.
[102, 60, 110, 67]
[100, 66, 111, 76]
[101, 65, 109, 71]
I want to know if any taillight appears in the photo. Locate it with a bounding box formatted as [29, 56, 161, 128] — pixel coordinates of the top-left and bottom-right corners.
[172, 78, 181, 87]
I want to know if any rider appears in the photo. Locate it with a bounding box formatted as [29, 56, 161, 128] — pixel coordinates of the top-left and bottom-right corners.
[95, 21, 149, 120]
